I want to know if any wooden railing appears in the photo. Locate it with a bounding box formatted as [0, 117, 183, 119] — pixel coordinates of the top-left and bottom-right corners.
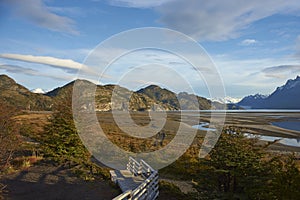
[113, 157, 159, 200]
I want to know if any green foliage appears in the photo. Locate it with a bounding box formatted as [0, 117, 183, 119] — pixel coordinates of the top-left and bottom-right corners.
[42, 90, 90, 166]
[160, 153, 203, 180]
[268, 154, 300, 199]
[41, 90, 110, 180]
[159, 181, 182, 194]
[159, 181, 195, 200]
[208, 130, 265, 195]
[192, 127, 300, 199]
[43, 115, 90, 164]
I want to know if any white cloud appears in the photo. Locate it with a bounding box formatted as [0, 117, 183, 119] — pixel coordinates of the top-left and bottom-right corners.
[240, 39, 257, 46]
[0, 53, 87, 73]
[3, 0, 78, 35]
[0, 64, 37, 75]
[262, 64, 300, 78]
[156, 0, 300, 41]
[212, 54, 300, 96]
[108, 0, 176, 8]
[0, 64, 72, 81]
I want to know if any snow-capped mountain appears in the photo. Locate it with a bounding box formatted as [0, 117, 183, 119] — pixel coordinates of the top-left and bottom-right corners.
[237, 94, 268, 109]
[31, 88, 45, 94]
[237, 76, 300, 109]
[211, 96, 241, 104]
[275, 75, 300, 92]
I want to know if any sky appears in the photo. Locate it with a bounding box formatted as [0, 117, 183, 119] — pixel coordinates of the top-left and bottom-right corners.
[0, 0, 300, 99]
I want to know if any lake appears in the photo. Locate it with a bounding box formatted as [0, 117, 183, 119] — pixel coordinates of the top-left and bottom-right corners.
[272, 121, 300, 132]
[190, 109, 300, 148]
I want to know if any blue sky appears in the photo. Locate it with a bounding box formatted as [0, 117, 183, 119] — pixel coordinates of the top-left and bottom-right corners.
[0, 0, 300, 99]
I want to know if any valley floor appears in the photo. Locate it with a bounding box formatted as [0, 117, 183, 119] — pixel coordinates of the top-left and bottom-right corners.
[2, 110, 300, 199]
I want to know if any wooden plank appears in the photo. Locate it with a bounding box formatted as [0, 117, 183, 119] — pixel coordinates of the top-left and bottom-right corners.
[111, 157, 159, 200]
[112, 190, 132, 200]
[112, 169, 144, 192]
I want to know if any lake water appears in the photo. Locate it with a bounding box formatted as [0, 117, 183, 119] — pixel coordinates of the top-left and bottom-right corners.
[192, 123, 216, 131]
[272, 121, 300, 132]
[244, 133, 300, 147]
[191, 109, 300, 148]
[193, 123, 300, 148]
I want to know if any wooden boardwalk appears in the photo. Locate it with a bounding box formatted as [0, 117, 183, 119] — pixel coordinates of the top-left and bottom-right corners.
[110, 157, 159, 200]
[110, 169, 144, 192]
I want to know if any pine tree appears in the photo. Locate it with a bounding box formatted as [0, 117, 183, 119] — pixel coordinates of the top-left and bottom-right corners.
[42, 90, 90, 166]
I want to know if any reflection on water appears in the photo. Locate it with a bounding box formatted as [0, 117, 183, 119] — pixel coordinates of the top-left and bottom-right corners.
[192, 122, 216, 131]
[193, 121, 300, 148]
[244, 133, 300, 147]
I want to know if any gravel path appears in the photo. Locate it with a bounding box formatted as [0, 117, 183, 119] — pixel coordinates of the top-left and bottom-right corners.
[1, 164, 119, 200]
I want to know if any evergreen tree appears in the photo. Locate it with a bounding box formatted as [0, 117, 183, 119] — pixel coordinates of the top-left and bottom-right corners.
[42, 90, 90, 166]
[196, 127, 300, 199]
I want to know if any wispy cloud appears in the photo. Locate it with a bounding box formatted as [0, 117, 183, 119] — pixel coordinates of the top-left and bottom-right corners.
[211, 53, 300, 96]
[262, 64, 300, 77]
[240, 39, 257, 46]
[108, 0, 176, 8]
[0, 53, 86, 73]
[0, 64, 37, 75]
[2, 0, 78, 35]
[156, 0, 300, 41]
[0, 64, 72, 81]
[245, 64, 300, 82]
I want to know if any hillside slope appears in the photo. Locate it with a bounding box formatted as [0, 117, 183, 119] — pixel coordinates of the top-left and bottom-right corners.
[0, 75, 52, 110]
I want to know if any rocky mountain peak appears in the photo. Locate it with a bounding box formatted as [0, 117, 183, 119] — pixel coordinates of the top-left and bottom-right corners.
[276, 76, 300, 92]
[0, 74, 17, 87]
[238, 76, 300, 109]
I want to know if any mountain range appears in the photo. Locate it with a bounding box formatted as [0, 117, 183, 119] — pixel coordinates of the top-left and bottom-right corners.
[237, 76, 300, 109]
[210, 96, 241, 104]
[0, 74, 223, 111]
[2, 74, 299, 111]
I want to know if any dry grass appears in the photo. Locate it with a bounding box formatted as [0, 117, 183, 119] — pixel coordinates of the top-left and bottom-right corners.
[13, 111, 300, 155]
[13, 112, 51, 141]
